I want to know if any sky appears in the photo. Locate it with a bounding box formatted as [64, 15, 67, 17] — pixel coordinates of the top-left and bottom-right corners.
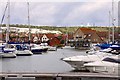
[0, 0, 119, 27]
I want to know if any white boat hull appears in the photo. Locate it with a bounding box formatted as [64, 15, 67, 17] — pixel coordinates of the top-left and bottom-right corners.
[64, 60, 88, 70]
[48, 46, 57, 51]
[0, 52, 16, 58]
[15, 50, 33, 56]
[62, 52, 113, 70]
[84, 61, 119, 74]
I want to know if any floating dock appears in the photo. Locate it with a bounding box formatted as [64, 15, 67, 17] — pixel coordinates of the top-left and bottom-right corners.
[0, 72, 119, 80]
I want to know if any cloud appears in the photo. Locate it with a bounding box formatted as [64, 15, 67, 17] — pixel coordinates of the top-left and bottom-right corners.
[0, 1, 118, 26]
[62, 2, 111, 26]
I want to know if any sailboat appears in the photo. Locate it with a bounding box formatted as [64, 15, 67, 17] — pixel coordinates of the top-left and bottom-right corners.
[13, 2, 33, 56]
[96, 0, 120, 52]
[24, 2, 44, 54]
[0, 2, 16, 58]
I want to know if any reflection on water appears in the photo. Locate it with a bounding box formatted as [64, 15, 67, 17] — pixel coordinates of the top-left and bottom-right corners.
[1, 46, 86, 73]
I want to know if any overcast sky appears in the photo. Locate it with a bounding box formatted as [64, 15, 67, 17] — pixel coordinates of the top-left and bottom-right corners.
[0, 0, 119, 27]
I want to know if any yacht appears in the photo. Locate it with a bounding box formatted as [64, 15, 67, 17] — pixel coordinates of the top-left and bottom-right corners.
[84, 55, 120, 74]
[0, 2, 16, 58]
[62, 51, 113, 70]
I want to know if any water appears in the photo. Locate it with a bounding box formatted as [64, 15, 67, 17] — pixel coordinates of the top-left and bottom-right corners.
[1, 46, 86, 73]
[0, 47, 118, 80]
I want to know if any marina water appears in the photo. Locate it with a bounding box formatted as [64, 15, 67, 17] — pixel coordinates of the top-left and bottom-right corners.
[1, 46, 85, 73]
[0, 46, 118, 80]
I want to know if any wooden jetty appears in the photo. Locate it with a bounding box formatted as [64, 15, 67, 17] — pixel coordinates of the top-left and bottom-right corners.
[0, 72, 119, 80]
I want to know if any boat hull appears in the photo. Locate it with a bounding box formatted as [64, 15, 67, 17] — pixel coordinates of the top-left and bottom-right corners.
[48, 47, 57, 51]
[64, 60, 88, 70]
[31, 49, 43, 54]
[15, 50, 33, 56]
[0, 52, 16, 58]
[42, 48, 48, 52]
[85, 66, 119, 74]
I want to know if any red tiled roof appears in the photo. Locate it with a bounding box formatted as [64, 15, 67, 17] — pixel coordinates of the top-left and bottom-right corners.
[80, 28, 96, 34]
[46, 33, 56, 39]
[97, 31, 108, 37]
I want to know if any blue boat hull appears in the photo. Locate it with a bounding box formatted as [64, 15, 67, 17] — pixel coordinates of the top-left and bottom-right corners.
[42, 48, 48, 52]
[96, 43, 120, 50]
[31, 49, 42, 54]
[31, 48, 48, 54]
[96, 44, 111, 49]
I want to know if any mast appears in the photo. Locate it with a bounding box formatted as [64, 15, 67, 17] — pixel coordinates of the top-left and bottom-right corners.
[6, 1, 10, 43]
[108, 11, 111, 43]
[112, 0, 115, 43]
[27, 2, 31, 51]
[0, 3, 8, 42]
[27, 2, 31, 44]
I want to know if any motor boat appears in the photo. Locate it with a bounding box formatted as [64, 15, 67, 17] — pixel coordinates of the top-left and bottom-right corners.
[62, 51, 113, 70]
[84, 55, 120, 74]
